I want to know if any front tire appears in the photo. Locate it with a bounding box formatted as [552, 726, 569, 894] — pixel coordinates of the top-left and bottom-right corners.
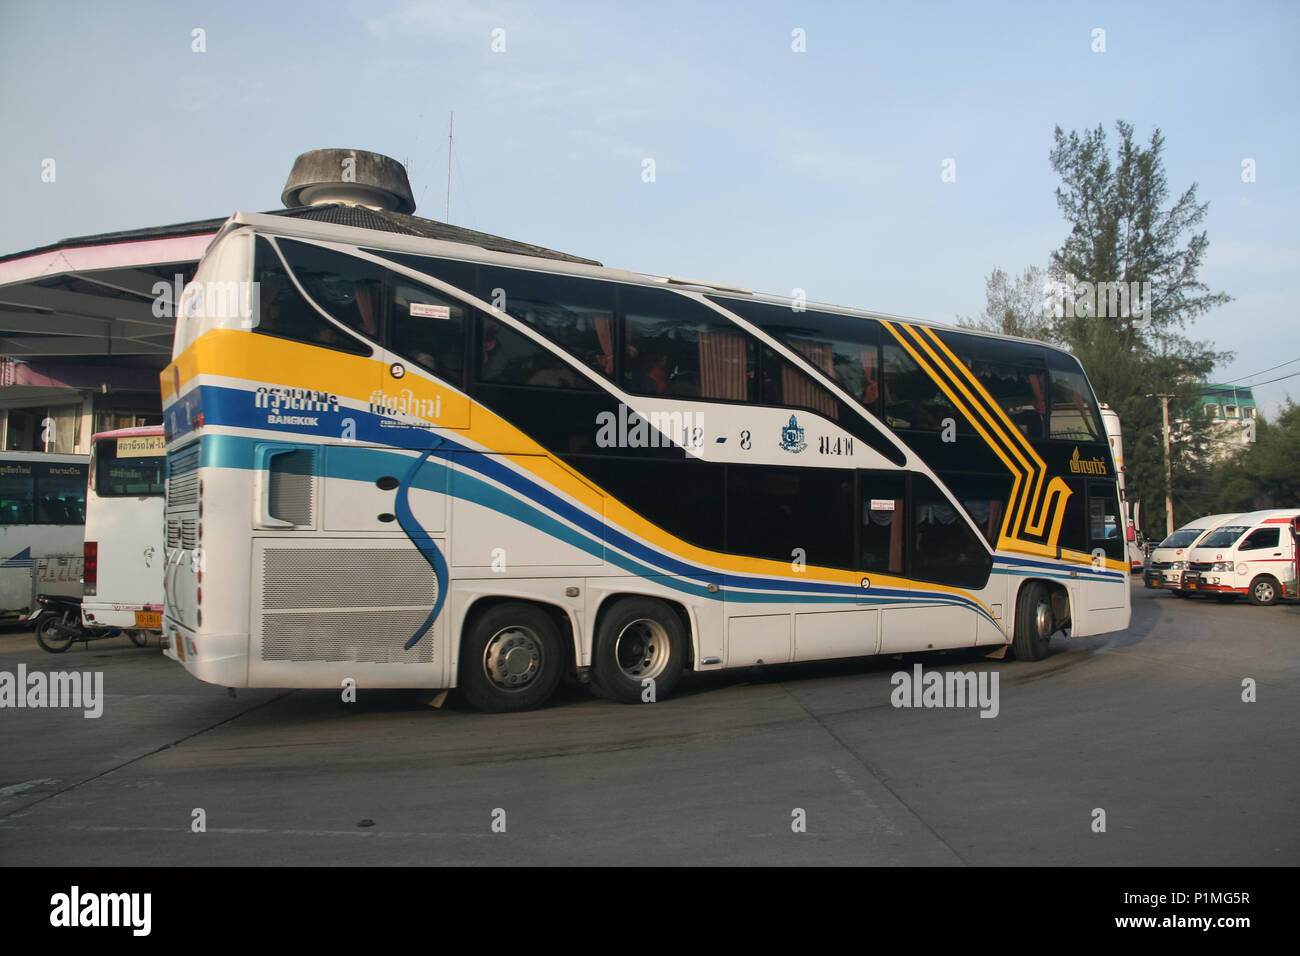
[1012, 582, 1054, 661]
[590, 598, 686, 703]
[458, 603, 565, 713]
[1248, 576, 1281, 606]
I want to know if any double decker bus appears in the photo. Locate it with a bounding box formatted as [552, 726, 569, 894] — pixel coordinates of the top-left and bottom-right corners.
[160, 212, 1129, 711]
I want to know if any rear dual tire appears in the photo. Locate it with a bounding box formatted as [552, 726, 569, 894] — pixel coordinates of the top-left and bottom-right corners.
[459, 603, 565, 713]
[590, 598, 686, 704]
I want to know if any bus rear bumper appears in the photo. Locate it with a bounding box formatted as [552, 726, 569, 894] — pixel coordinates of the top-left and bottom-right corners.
[163, 616, 248, 687]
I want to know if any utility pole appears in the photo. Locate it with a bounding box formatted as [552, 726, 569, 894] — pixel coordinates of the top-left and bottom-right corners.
[1148, 393, 1176, 535]
[445, 111, 454, 223]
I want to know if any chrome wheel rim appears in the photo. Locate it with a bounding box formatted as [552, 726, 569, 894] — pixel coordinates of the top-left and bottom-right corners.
[482, 626, 543, 691]
[614, 619, 669, 680]
[1034, 600, 1053, 641]
[1255, 581, 1274, 603]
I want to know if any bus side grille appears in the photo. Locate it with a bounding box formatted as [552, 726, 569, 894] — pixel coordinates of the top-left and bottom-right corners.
[168, 444, 200, 509]
[181, 519, 199, 549]
[268, 449, 314, 525]
[166, 519, 181, 548]
[262, 610, 435, 664]
[258, 547, 438, 663]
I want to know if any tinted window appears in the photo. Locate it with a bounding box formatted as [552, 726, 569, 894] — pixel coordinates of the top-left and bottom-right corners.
[1058, 478, 1088, 554]
[0, 462, 35, 524]
[760, 346, 838, 417]
[278, 239, 385, 341]
[1200, 526, 1248, 549]
[1047, 352, 1103, 441]
[567, 455, 726, 552]
[366, 250, 478, 298]
[476, 266, 617, 381]
[942, 472, 1012, 548]
[881, 340, 962, 432]
[709, 299, 883, 413]
[252, 238, 372, 356]
[93, 439, 163, 498]
[1088, 480, 1122, 560]
[390, 278, 466, 386]
[36, 462, 88, 523]
[1240, 528, 1280, 551]
[860, 472, 905, 574]
[727, 465, 854, 568]
[623, 290, 754, 401]
[911, 474, 992, 588]
[478, 314, 595, 390]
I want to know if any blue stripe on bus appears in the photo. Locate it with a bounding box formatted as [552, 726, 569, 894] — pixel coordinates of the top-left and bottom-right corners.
[183, 430, 1000, 623]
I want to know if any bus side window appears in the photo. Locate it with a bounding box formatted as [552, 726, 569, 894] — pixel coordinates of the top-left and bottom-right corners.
[859, 471, 905, 574]
[910, 474, 992, 588]
[0, 468, 34, 524]
[252, 238, 372, 356]
[880, 342, 960, 432]
[477, 315, 595, 390]
[390, 279, 466, 387]
[1087, 480, 1122, 561]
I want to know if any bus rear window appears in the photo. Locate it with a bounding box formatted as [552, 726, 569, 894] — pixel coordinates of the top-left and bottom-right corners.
[94, 439, 165, 497]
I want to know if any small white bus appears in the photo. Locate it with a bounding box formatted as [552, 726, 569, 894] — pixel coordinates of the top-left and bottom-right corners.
[1183, 509, 1300, 605]
[0, 451, 88, 617]
[1143, 513, 1241, 594]
[81, 427, 166, 635]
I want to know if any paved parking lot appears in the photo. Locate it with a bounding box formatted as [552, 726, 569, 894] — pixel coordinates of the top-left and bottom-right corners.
[1, 581, 1296, 865]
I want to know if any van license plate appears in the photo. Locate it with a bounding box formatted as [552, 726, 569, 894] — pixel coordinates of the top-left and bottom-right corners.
[135, 611, 161, 629]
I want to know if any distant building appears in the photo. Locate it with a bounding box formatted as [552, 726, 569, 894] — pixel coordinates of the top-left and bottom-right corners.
[1177, 384, 1257, 461]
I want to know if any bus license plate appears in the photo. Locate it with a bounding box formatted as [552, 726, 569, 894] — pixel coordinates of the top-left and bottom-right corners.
[135, 611, 162, 629]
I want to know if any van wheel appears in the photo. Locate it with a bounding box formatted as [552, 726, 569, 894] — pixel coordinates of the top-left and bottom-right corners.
[1012, 583, 1054, 661]
[1248, 576, 1280, 606]
[128, 630, 150, 648]
[591, 598, 685, 703]
[459, 603, 564, 713]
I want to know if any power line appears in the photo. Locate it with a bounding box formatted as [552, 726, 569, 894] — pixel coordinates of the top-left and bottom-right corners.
[1218, 355, 1300, 386]
[1242, 369, 1300, 389]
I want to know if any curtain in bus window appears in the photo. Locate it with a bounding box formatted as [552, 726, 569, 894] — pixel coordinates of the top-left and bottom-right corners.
[910, 474, 992, 588]
[860, 471, 905, 574]
[595, 314, 614, 375]
[773, 346, 837, 418]
[698, 329, 749, 400]
[390, 279, 466, 386]
[860, 349, 879, 406]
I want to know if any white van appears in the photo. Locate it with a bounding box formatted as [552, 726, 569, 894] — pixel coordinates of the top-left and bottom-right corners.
[80, 427, 166, 635]
[1144, 513, 1241, 594]
[1182, 509, 1300, 605]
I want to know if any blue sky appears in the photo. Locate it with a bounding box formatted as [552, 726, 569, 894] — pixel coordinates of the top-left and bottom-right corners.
[2, 0, 1297, 414]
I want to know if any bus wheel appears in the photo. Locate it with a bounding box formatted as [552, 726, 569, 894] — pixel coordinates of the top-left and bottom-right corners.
[459, 603, 564, 713]
[591, 598, 685, 704]
[1012, 583, 1054, 662]
[1248, 576, 1280, 607]
[128, 630, 150, 648]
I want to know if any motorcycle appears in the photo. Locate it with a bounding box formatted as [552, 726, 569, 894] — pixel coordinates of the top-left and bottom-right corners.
[28, 594, 151, 654]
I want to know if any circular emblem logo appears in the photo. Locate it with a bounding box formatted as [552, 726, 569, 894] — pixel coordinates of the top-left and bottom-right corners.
[860, 577, 871, 590]
[389, 363, 405, 379]
[1236, 563, 1248, 574]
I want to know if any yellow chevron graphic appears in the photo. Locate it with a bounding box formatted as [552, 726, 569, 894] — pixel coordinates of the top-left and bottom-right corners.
[883, 321, 1072, 556]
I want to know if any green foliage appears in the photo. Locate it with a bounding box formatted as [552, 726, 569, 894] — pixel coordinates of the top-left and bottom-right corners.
[965, 120, 1233, 535]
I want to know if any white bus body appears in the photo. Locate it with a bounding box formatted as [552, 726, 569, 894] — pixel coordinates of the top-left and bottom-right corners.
[1143, 513, 1242, 593]
[160, 213, 1131, 710]
[1183, 509, 1300, 605]
[1098, 404, 1143, 573]
[81, 427, 166, 632]
[0, 451, 88, 616]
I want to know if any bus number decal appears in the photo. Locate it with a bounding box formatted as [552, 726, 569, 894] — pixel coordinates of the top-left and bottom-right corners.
[818, 436, 853, 456]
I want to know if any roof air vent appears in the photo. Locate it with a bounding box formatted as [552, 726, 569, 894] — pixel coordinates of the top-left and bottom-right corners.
[281, 148, 416, 215]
